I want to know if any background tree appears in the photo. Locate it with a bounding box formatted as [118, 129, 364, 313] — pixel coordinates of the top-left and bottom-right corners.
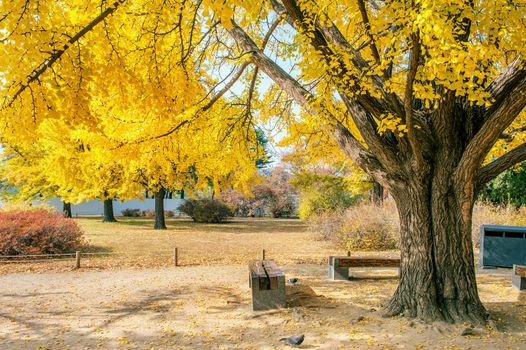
[0, 0, 262, 228]
[480, 162, 526, 208]
[291, 168, 363, 219]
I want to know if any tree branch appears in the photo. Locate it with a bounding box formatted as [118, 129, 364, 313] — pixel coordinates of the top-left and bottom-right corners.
[486, 57, 526, 112]
[225, 20, 392, 177]
[500, 125, 526, 142]
[457, 58, 526, 180]
[477, 143, 526, 189]
[356, 0, 380, 64]
[404, 33, 424, 168]
[203, 17, 281, 111]
[3, 0, 127, 109]
[279, 0, 386, 117]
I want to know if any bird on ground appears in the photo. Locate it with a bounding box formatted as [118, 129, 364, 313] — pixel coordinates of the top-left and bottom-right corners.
[280, 334, 304, 346]
[288, 277, 299, 285]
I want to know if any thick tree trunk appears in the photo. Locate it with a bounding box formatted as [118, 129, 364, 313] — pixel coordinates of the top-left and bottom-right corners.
[370, 181, 384, 205]
[62, 201, 72, 218]
[154, 188, 167, 230]
[102, 199, 117, 222]
[384, 176, 487, 324]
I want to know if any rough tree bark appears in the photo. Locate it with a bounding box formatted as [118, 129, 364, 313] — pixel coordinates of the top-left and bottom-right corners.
[370, 181, 384, 205]
[102, 198, 117, 222]
[154, 188, 167, 230]
[383, 176, 487, 323]
[62, 201, 72, 218]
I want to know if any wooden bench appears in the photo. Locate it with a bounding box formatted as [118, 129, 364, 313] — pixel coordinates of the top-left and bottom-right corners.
[328, 256, 401, 280]
[512, 265, 526, 290]
[249, 259, 286, 310]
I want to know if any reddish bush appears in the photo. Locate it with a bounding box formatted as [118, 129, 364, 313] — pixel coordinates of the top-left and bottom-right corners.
[0, 210, 85, 255]
[218, 166, 297, 218]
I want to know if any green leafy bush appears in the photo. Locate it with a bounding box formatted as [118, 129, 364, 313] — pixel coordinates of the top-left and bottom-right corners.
[178, 199, 232, 223]
[0, 210, 85, 255]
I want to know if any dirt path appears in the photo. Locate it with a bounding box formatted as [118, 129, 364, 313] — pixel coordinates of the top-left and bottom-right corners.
[1, 265, 525, 349]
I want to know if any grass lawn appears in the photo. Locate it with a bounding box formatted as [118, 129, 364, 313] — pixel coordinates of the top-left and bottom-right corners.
[3, 216, 374, 273]
[80, 216, 343, 263]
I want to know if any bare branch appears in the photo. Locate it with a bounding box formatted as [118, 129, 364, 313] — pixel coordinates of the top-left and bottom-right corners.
[203, 17, 281, 111]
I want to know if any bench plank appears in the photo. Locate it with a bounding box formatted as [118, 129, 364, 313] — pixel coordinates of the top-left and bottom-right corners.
[335, 257, 400, 268]
[515, 265, 526, 277]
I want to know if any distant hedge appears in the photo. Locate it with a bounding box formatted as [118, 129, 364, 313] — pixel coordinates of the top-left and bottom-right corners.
[178, 199, 232, 223]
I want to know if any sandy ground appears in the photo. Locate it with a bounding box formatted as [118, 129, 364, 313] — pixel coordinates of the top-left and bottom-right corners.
[1, 264, 525, 350]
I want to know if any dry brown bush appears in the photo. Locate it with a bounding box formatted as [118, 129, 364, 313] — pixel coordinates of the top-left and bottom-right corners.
[309, 202, 526, 251]
[308, 202, 399, 251]
[471, 203, 526, 247]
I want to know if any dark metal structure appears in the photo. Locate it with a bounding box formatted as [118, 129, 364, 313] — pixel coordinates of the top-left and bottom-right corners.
[480, 225, 526, 268]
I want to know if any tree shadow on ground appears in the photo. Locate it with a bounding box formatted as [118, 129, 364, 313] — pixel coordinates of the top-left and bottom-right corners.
[485, 290, 526, 333]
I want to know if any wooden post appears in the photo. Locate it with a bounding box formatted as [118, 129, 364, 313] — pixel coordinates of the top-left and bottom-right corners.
[174, 247, 178, 267]
[75, 251, 81, 269]
[347, 251, 351, 257]
[262, 249, 266, 260]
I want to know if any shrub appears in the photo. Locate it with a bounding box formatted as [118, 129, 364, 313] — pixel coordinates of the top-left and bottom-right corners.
[472, 203, 526, 247]
[217, 166, 298, 218]
[178, 199, 232, 223]
[0, 210, 85, 255]
[142, 209, 155, 217]
[0, 201, 53, 212]
[121, 208, 142, 217]
[308, 203, 399, 251]
[337, 203, 399, 251]
[310, 201, 526, 251]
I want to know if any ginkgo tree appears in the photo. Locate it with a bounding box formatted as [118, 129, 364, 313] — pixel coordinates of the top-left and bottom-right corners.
[0, 0, 263, 228]
[2, 0, 526, 324]
[218, 0, 526, 324]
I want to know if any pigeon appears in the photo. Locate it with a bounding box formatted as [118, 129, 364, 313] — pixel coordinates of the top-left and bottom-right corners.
[280, 334, 304, 346]
[288, 277, 299, 285]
